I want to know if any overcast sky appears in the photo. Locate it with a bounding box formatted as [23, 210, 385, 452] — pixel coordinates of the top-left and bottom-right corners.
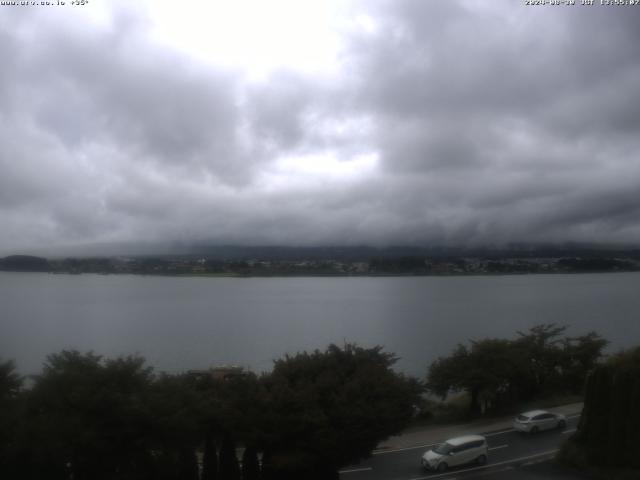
[1, 0, 639, 255]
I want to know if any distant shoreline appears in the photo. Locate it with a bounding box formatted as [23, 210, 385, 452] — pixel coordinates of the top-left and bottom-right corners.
[2, 269, 639, 278]
[2, 252, 639, 277]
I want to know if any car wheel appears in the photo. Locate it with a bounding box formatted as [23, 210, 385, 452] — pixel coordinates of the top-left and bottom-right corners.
[476, 454, 487, 465]
[530, 426, 539, 434]
[437, 462, 448, 472]
[558, 419, 567, 430]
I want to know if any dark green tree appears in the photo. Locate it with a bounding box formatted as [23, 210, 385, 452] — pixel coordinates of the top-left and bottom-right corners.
[515, 324, 567, 397]
[260, 449, 275, 480]
[467, 338, 524, 412]
[213, 373, 266, 445]
[23, 351, 155, 480]
[219, 433, 241, 480]
[427, 344, 474, 410]
[427, 325, 607, 416]
[202, 433, 218, 480]
[426, 344, 469, 398]
[189, 369, 267, 457]
[0, 360, 21, 399]
[178, 447, 199, 480]
[560, 331, 608, 393]
[427, 340, 525, 415]
[261, 343, 422, 478]
[147, 373, 207, 478]
[241, 445, 260, 480]
[0, 360, 23, 478]
[563, 347, 640, 471]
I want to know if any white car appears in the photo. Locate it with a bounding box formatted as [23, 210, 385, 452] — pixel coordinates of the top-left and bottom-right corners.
[421, 435, 488, 472]
[513, 409, 567, 434]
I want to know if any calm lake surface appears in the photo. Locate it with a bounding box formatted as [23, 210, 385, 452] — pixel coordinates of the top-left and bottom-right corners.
[1, 272, 639, 377]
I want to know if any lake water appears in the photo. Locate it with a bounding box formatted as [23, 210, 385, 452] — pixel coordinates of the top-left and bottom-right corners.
[1, 272, 639, 377]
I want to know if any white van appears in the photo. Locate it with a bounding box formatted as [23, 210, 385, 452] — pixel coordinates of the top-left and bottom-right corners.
[421, 435, 488, 472]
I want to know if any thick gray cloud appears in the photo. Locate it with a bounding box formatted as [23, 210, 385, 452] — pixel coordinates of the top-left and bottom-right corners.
[1, 0, 639, 255]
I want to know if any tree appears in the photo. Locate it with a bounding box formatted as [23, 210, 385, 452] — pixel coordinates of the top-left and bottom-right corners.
[426, 325, 607, 416]
[562, 346, 640, 471]
[201, 433, 218, 480]
[0, 360, 22, 400]
[23, 351, 155, 480]
[560, 332, 608, 393]
[426, 344, 469, 398]
[177, 447, 199, 480]
[241, 445, 260, 480]
[515, 324, 567, 397]
[426, 344, 474, 410]
[147, 373, 207, 478]
[0, 360, 23, 478]
[261, 344, 422, 478]
[467, 339, 524, 412]
[427, 340, 525, 415]
[218, 434, 240, 480]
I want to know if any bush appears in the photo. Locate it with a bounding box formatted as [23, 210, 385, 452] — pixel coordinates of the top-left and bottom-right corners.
[556, 438, 588, 470]
[558, 346, 640, 478]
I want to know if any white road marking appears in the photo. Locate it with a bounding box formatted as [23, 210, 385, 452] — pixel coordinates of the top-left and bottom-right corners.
[372, 443, 437, 455]
[408, 449, 559, 480]
[338, 467, 373, 474]
[488, 444, 509, 451]
[562, 428, 577, 434]
[484, 428, 516, 437]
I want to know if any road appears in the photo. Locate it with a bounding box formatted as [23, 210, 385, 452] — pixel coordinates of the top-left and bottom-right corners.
[339, 414, 584, 480]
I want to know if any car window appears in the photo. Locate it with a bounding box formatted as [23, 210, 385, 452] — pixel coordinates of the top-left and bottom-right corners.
[433, 443, 453, 455]
[533, 414, 545, 420]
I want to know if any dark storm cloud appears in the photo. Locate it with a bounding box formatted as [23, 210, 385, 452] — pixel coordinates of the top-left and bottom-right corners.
[1, 0, 639, 254]
[30, 22, 244, 180]
[328, 0, 640, 244]
[0, 4, 255, 250]
[244, 71, 316, 151]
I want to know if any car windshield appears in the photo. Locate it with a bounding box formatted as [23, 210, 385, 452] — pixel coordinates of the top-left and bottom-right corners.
[433, 443, 453, 455]
[517, 414, 530, 422]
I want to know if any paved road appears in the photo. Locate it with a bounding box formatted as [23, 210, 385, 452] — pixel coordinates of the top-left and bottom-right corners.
[339, 414, 583, 480]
